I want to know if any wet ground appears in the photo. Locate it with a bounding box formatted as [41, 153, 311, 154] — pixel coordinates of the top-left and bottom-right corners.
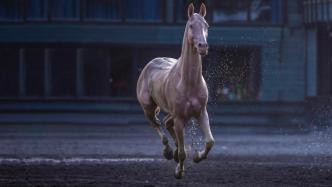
[0, 124, 332, 186]
[1, 155, 332, 186]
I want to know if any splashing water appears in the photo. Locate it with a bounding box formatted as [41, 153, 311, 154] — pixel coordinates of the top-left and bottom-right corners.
[185, 118, 203, 169]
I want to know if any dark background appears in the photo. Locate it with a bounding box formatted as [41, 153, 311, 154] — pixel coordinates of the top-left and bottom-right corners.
[0, 0, 331, 186]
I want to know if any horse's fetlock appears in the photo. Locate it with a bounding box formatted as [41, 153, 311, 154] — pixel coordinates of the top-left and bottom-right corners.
[162, 136, 169, 145]
[178, 150, 186, 161]
[206, 139, 215, 148]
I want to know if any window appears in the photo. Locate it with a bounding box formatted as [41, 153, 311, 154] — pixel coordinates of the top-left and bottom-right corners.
[51, 0, 80, 20]
[0, 48, 19, 97]
[26, 0, 47, 21]
[0, 0, 21, 21]
[250, 0, 272, 23]
[25, 48, 45, 96]
[110, 48, 132, 97]
[125, 0, 162, 22]
[318, 27, 332, 96]
[210, 0, 283, 24]
[82, 48, 111, 97]
[212, 0, 249, 23]
[49, 48, 76, 97]
[85, 0, 121, 21]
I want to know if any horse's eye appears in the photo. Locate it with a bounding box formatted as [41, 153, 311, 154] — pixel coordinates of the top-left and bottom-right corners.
[189, 24, 193, 29]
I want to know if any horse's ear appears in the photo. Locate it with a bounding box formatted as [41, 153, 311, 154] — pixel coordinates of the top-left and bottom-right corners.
[187, 3, 194, 19]
[199, 3, 206, 17]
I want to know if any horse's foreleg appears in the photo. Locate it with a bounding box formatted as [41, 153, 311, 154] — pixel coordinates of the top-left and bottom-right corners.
[164, 114, 179, 163]
[144, 109, 173, 160]
[174, 118, 186, 179]
[193, 109, 215, 163]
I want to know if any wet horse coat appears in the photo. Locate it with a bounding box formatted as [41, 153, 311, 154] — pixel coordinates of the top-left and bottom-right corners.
[136, 3, 214, 179]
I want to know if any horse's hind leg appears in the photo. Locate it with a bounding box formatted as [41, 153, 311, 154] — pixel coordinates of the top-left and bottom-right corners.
[143, 103, 173, 160]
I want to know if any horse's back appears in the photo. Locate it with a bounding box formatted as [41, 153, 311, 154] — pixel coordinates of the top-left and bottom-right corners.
[137, 57, 177, 100]
[137, 57, 177, 108]
[145, 57, 177, 73]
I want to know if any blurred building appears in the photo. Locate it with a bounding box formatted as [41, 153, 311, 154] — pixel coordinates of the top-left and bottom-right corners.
[303, 0, 332, 127]
[0, 0, 324, 128]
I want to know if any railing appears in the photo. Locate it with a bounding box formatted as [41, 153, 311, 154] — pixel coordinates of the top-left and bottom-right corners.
[303, 0, 332, 25]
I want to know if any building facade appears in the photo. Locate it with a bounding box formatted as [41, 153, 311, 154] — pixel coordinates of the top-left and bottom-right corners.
[303, 0, 332, 127]
[0, 0, 313, 126]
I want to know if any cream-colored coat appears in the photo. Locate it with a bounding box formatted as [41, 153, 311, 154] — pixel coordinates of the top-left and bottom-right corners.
[136, 3, 214, 179]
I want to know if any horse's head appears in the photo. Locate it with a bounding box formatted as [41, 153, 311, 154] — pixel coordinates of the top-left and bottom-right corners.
[186, 3, 209, 56]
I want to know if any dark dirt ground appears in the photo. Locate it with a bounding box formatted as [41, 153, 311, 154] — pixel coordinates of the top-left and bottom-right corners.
[1, 124, 332, 186]
[0, 155, 331, 187]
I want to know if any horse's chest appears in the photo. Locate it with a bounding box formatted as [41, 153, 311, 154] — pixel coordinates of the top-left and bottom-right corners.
[183, 97, 204, 117]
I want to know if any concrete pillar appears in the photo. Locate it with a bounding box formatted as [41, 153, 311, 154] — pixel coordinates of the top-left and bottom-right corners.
[306, 29, 317, 97]
[166, 0, 174, 23]
[44, 49, 51, 97]
[18, 48, 26, 97]
[76, 48, 84, 97]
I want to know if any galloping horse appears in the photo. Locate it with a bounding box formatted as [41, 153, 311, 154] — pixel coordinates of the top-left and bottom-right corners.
[136, 3, 214, 179]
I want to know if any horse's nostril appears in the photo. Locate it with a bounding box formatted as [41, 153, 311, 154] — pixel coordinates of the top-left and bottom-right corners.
[198, 43, 202, 47]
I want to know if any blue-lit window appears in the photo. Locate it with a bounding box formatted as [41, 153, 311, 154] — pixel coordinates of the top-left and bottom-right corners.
[51, 0, 80, 20]
[125, 0, 162, 22]
[250, 0, 283, 24]
[85, 0, 121, 21]
[209, 0, 284, 24]
[0, 0, 21, 21]
[26, 0, 47, 21]
[212, 0, 249, 23]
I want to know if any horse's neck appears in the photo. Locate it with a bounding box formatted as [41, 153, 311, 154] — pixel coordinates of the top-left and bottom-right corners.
[177, 29, 202, 92]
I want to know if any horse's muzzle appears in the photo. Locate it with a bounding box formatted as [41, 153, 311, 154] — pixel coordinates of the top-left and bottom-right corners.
[198, 49, 208, 56]
[197, 43, 208, 56]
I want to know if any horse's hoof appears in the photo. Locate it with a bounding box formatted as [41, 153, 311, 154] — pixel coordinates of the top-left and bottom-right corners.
[193, 150, 203, 163]
[173, 148, 179, 163]
[174, 171, 184, 179]
[163, 145, 173, 160]
[174, 165, 184, 179]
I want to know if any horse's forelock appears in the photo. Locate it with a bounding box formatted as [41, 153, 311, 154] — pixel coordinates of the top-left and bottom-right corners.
[189, 13, 208, 26]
